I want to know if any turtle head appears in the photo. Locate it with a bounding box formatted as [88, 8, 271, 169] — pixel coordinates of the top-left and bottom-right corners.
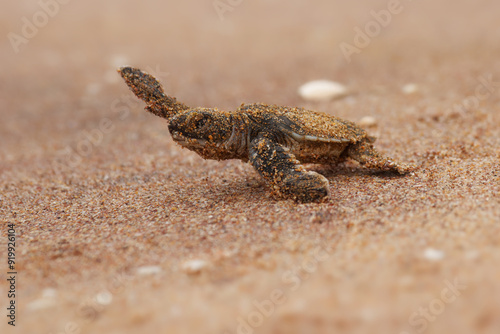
[168, 108, 233, 157]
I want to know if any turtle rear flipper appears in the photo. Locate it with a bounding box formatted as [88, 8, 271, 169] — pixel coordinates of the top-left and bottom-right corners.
[249, 134, 330, 203]
[118, 67, 189, 120]
[347, 138, 414, 174]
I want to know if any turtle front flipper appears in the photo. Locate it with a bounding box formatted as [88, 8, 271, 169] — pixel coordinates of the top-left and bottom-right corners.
[249, 134, 330, 203]
[118, 67, 189, 120]
[347, 138, 415, 174]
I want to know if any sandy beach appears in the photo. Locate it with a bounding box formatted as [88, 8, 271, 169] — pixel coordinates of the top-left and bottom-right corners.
[1, 1, 499, 333]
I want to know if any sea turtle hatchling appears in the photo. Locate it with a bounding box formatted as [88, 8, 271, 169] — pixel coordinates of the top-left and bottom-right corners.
[118, 67, 414, 203]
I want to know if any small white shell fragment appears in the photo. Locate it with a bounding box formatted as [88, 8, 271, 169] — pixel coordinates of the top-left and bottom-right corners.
[182, 259, 209, 275]
[423, 248, 445, 261]
[298, 80, 348, 101]
[136, 265, 162, 276]
[359, 116, 378, 127]
[26, 288, 58, 311]
[402, 83, 418, 95]
[95, 290, 113, 305]
[26, 298, 57, 311]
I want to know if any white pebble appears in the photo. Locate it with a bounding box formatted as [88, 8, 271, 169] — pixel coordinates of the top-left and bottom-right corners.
[359, 116, 378, 127]
[26, 288, 58, 311]
[182, 259, 209, 275]
[95, 290, 113, 305]
[136, 265, 162, 276]
[27, 298, 57, 311]
[423, 248, 445, 261]
[402, 83, 418, 95]
[298, 80, 348, 101]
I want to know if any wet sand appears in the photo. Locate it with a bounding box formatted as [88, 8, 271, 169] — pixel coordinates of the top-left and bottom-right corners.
[1, 1, 499, 333]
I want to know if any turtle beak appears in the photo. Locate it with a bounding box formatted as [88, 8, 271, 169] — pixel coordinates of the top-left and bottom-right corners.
[168, 114, 185, 135]
[167, 117, 183, 141]
[168, 122, 184, 142]
[167, 121, 177, 133]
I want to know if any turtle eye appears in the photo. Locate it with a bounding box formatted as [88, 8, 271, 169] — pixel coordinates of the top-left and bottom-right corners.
[194, 117, 208, 129]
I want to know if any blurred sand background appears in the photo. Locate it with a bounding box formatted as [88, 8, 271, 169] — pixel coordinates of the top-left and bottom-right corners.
[1, 0, 500, 333]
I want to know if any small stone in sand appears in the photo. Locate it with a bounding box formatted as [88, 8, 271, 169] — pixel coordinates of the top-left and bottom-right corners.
[298, 80, 348, 101]
[423, 248, 445, 261]
[402, 83, 418, 95]
[27, 289, 58, 311]
[136, 265, 163, 276]
[26, 289, 57, 311]
[95, 290, 113, 305]
[182, 259, 209, 275]
[27, 298, 57, 311]
[359, 116, 378, 127]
